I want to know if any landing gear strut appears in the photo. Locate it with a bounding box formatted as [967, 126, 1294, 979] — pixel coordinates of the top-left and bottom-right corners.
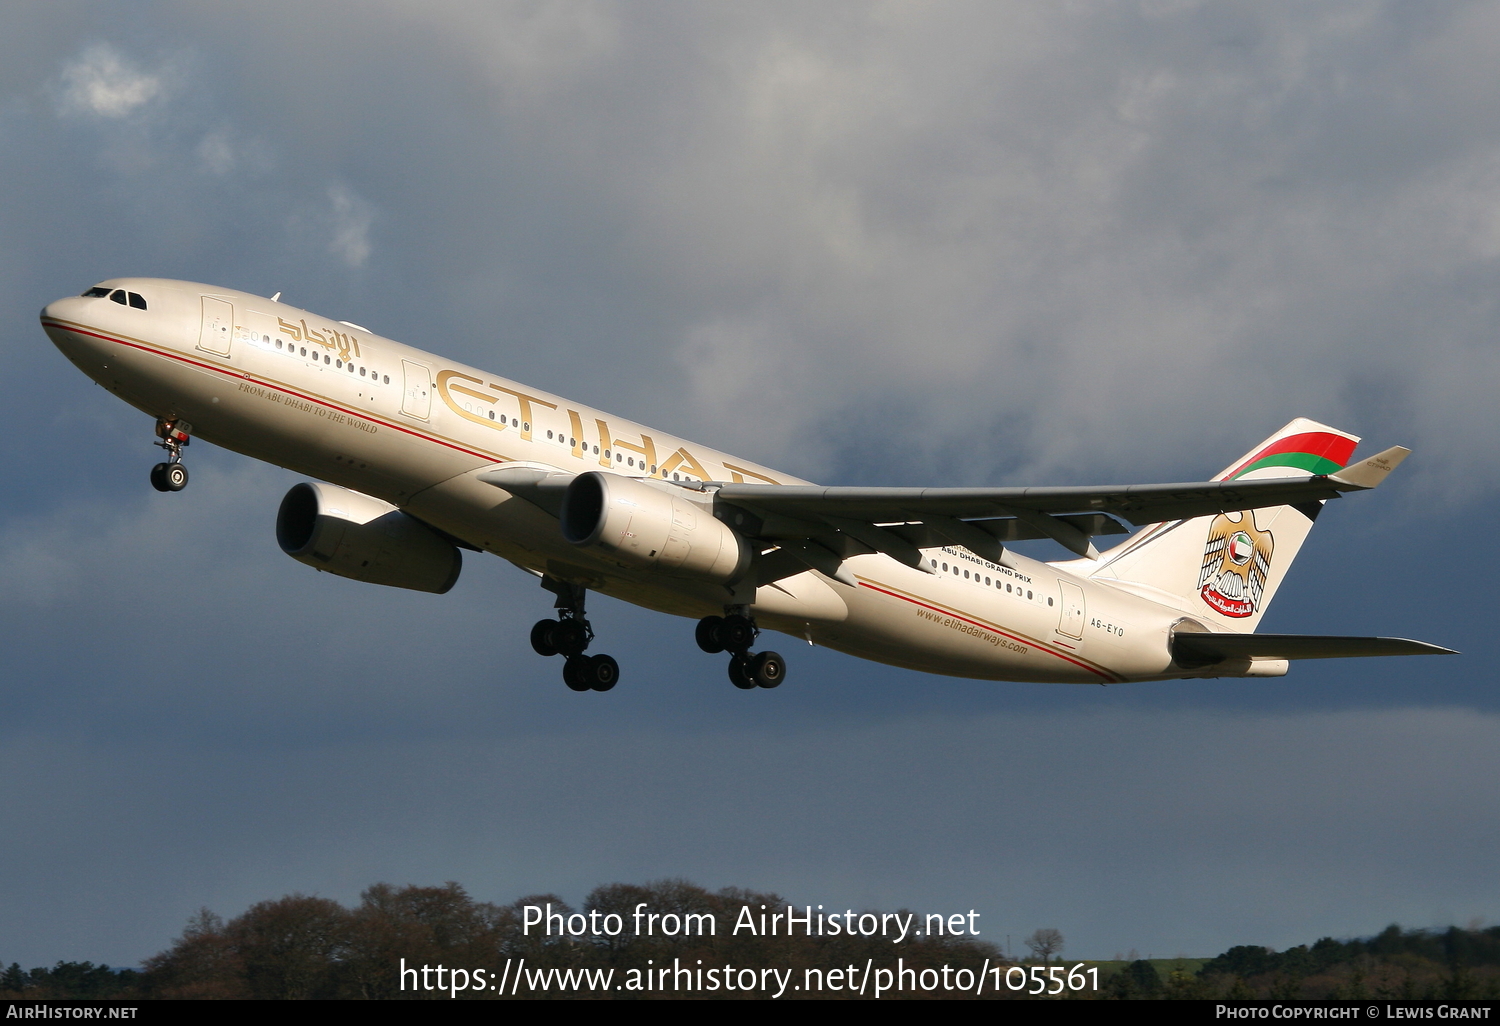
[150, 418, 191, 493]
[697, 610, 785, 689]
[530, 578, 618, 692]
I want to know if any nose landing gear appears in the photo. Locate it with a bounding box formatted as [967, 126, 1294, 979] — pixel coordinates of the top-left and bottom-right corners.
[150, 419, 191, 492]
[531, 578, 619, 692]
[697, 611, 786, 689]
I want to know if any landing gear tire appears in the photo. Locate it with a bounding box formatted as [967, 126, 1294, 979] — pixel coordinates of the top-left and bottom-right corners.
[563, 655, 593, 692]
[721, 613, 757, 653]
[538, 578, 615, 690]
[588, 654, 619, 692]
[728, 655, 757, 690]
[530, 619, 560, 657]
[151, 420, 191, 491]
[553, 618, 590, 657]
[695, 615, 726, 654]
[750, 651, 786, 689]
[564, 653, 618, 692]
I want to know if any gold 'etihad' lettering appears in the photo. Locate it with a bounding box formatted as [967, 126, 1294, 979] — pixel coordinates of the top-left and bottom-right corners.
[436, 370, 504, 431]
[612, 429, 658, 474]
[436, 372, 559, 442]
[568, 409, 587, 459]
[331, 329, 356, 361]
[435, 370, 737, 481]
[595, 419, 612, 468]
[660, 447, 712, 481]
[278, 317, 361, 359]
[491, 386, 557, 442]
[723, 462, 779, 485]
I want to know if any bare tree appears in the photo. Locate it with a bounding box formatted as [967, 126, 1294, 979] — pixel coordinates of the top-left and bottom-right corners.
[1026, 928, 1065, 962]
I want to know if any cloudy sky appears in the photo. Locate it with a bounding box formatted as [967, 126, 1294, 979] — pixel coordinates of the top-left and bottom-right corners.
[2, 1, 1497, 968]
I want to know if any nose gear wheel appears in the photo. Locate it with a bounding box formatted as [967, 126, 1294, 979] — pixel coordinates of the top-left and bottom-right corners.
[150, 418, 191, 492]
[150, 462, 189, 492]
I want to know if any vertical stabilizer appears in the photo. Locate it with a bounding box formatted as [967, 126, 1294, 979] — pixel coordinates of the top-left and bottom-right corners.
[1079, 418, 1360, 633]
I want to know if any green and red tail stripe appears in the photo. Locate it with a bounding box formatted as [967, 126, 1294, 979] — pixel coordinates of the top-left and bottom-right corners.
[1221, 431, 1357, 481]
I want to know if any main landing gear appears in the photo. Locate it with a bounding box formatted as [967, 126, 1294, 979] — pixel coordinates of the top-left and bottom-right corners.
[149, 418, 191, 493]
[696, 611, 786, 690]
[530, 578, 619, 693]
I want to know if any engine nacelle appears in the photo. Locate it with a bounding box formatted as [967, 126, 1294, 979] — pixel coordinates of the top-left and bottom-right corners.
[276, 482, 462, 594]
[559, 472, 751, 583]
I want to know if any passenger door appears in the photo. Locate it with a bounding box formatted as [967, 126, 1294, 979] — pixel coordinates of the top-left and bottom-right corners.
[1057, 579, 1086, 639]
[197, 297, 233, 357]
[401, 360, 432, 420]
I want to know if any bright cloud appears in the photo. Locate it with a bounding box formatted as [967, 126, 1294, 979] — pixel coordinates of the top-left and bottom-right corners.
[327, 183, 373, 268]
[55, 43, 166, 119]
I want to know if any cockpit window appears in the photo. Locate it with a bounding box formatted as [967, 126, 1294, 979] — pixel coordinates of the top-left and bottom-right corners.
[89, 288, 147, 309]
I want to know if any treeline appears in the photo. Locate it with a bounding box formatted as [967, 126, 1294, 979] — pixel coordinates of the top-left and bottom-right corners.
[4, 881, 1497, 1000]
[0, 961, 138, 1000]
[1172, 923, 1500, 1000]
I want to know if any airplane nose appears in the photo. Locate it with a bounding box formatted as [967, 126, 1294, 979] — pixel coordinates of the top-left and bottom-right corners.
[41, 296, 77, 323]
[39, 295, 92, 358]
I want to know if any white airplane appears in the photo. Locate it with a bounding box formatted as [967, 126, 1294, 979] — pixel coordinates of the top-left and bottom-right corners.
[41, 279, 1453, 692]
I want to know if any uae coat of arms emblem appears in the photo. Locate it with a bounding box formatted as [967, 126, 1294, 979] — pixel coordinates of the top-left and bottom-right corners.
[1197, 511, 1274, 618]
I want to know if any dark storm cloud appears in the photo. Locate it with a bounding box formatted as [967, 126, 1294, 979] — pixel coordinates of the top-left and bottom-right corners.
[0, 1, 1495, 969]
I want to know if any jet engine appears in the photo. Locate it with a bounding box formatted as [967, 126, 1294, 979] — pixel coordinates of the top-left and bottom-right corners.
[559, 472, 750, 583]
[276, 482, 462, 594]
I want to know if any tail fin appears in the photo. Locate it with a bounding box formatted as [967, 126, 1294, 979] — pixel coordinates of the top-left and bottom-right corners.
[1082, 418, 1361, 632]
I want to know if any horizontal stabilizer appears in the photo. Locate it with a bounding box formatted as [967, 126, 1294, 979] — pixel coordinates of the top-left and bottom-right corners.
[1172, 631, 1456, 666]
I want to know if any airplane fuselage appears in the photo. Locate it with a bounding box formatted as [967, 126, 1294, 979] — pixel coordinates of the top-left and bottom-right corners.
[41, 278, 1248, 685]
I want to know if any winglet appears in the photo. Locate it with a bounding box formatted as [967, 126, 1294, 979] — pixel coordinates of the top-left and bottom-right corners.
[1329, 446, 1410, 490]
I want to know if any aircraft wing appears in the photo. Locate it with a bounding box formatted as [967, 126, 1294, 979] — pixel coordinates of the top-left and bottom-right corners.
[710, 447, 1408, 565]
[716, 476, 1342, 526]
[1172, 632, 1457, 663]
[481, 448, 1409, 583]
